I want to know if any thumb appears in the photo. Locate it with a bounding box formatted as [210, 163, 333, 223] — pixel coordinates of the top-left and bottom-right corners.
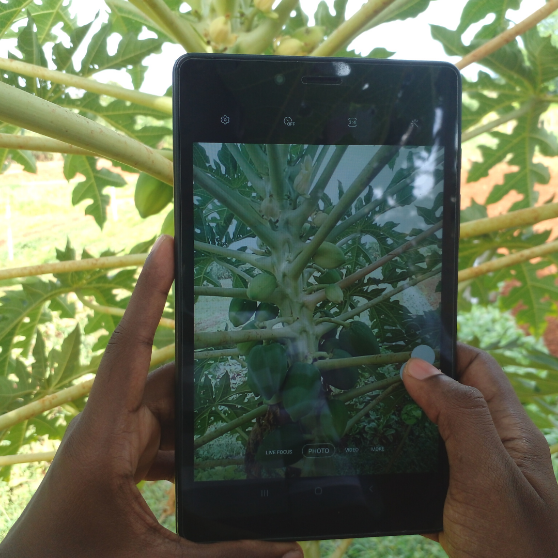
[401, 358, 507, 477]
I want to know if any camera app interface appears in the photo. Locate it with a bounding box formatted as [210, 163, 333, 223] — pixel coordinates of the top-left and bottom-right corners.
[193, 143, 443, 481]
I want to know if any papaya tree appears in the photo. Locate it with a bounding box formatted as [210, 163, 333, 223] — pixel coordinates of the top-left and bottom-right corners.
[192, 142, 443, 478]
[1, 0, 558, 554]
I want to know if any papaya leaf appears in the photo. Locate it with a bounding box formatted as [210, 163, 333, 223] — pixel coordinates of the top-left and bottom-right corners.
[32, 330, 47, 381]
[64, 155, 127, 228]
[105, 0, 172, 40]
[51, 21, 94, 75]
[0, 0, 32, 40]
[455, 0, 520, 34]
[9, 148, 36, 173]
[48, 325, 81, 389]
[28, 0, 77, 44]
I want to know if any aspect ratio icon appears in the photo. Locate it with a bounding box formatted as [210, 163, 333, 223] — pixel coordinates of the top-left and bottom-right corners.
[348, 117, 357, 127]
[221, 115, 230, 125]
[284, 116, 295, 127]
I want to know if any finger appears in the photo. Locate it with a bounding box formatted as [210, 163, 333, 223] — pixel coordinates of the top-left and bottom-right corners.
[88, 235, 175, 414]
[184, 539, 303, 558]
[421, 533, 439, 543]
[144, 450, 174, 483]
[143, 363, 175, 450]
[401, 357, 514, 483]
[455, 344, 554, 491]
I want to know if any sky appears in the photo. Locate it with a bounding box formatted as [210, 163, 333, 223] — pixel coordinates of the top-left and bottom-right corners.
[0, 0, 548, 96]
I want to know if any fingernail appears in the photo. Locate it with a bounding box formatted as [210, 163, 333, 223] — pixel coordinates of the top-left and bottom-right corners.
[150, 235, 166, 254]
[406, 358, 442, 380]
[400, 361, 407, 380]
[282, 551, 303, 558]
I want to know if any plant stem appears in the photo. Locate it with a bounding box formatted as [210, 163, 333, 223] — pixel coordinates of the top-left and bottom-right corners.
[0, 82, 174, 186]
[462, 100, 538, 142]
[231, 0, 300, 54]
[316, 351, 413, 372]
[244, 144, 269, 175]
[126, 0, 182, 41]
[290, 144, 400, 280]
[0, 253, 147, 281]
[0, 450, 57, 467]
[226, 143, 266, 197]
[267, 144, 287, 200]
[311, 0, 398, 57]
[458, 240, 558, 282]
[309, 222, 442, 308]
[460, 202, 558, 239]
[344, 383, 401, 434]
[194, 327, 296, 349]
[456, 0, 558, 70]
[194, 406, 267, 449]
[0, 344, 175, 432]
[551, 443, 558, 455]
[0, 57, 172, 115]
[194, 167, 276, 248]
[194, 240, 271, 271]
[194, 348, 240, 359]
[194, 286, 249, 299]
[215, 259, 252, 282]
[78, 294, 175, 329]
[142, 0, 209, 52]
[336, 375, 402, 403]
[314, 317, 351, 328]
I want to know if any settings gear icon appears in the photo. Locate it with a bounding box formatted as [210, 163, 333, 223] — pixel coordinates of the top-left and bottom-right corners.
[221, 115, 230, 125]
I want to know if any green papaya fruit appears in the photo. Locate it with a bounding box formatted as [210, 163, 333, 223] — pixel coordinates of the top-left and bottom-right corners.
[321, 349, 359, 390]
[282, 362, 322, 421]
[160, 208, 174, 236]
[325, 283, 344, 304]
[254, 302, 280, 323]
[134, 172, 173, 218]
[319, 337, 340, 355]
[320, 399, 349, 441]
[316, 269, 342, 285]
[339, 321, 380, 357]
[247, 343, 288, 400]
[236, 321, 261, 356]
[229, 298, 258, 327]
[255, 423, 305, 468]
[247, 273, 277, 301]
[312, 242, 345, 269]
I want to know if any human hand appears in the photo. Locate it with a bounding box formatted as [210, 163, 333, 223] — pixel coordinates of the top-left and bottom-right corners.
[0, 235, 302, 558]
[402, 343, 558, 558]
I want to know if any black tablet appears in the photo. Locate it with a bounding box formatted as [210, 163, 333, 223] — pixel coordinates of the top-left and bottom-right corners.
[173, 54, 461, 542]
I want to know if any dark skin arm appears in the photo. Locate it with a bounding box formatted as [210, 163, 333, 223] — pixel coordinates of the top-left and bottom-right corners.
[402, 347, 558, 558]
[0, 235, 302, 558]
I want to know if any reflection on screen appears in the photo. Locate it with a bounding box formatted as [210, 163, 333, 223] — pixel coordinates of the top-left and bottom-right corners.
[193, 143, 443, 481]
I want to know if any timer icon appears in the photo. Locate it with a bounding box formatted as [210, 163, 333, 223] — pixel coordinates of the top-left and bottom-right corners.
[221, 115, 230, 125]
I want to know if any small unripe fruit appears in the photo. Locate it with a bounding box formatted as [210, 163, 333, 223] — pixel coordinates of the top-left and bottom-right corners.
[260, 195, 281, 221]
[292, 26, 325, 51]
[229, 298, 257, 327]
[275, 37, 304, 56]
[293, 155, 313, 195]
[160, 208, 174, 236]
[247, 273, 277, 301]
[313, 242, 346, 269]
[209, 16, 236, 46]
[255, 0, 274, 12]
[134, 173, 173, 218]
[316, 269, 342, 285]
[313, 211, 328, 227]
[325, 283, 344, 304]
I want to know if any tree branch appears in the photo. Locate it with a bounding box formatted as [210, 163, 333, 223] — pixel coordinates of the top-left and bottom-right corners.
[0, 82, 174, 186]
[458, 240, 558, 282]
[0, 450, 56, 467]
[194, 286, 249, 299]
[125, 0, 182, 41]
[194, 167, 276, 248]
[142, 0, 209, 52]
[0, 133, 171, 160]
[194, 327, 296, 349]
[226, 143, 266, 197]
[311, 0, 398, 57]
[289, 144, 400, 280]
[336, 375, 402, 404]
[456, 0, 558, 70]
[0, 253, 147, 281]
[194, 240, 271, 271]
[308, 222, 442, 307]
[460, 202, 558, 239]
[0, 344, 175, 432]
[0, 57, 172, 115]
[244, 144, 269, 176]
[78, 294, 175, 328]
[194, 349, 240, 359]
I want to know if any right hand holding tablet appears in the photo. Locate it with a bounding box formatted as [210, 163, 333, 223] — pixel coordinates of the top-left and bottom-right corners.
[402, 343, 558, 558]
